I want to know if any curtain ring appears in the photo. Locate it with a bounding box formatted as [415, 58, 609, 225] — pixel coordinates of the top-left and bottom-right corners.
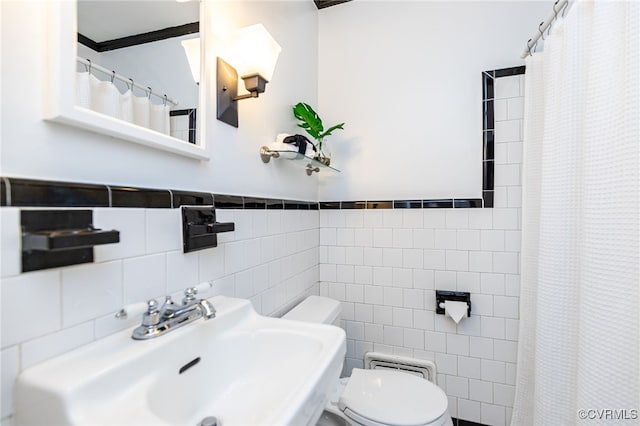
[128, 78, 134, 91]
[163, 94, 168, 106]
[527, 38, 533, 56]
[561, 1, 568, 17]
[110, 70, 116, 84]
[533, 40, 539, 53]
[147, 86, 152, 99]
[553, 0, 559, 21]
[538, 22, 545, 40]
[86, 59, 92, 74]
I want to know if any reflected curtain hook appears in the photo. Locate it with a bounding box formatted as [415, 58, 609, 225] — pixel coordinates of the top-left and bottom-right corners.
[128, 78, 134, 91]
[147, 86, 152, 99]
[110, 70, 116, 84]
[86, 58, 92, 74]
[538, 22, 545, 40]
[533, 40, 539, 53]
[163, 94, 168, 106]
[562, 1, 568, 17]
[527, 38, 533, 56]
[553, 0, 559, 21]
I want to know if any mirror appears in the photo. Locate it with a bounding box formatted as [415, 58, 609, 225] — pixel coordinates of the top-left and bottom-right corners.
[44, 0, 209, 160]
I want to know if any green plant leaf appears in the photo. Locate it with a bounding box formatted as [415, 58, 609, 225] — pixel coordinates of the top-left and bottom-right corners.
[293, 103, 323, 140]
[319, 123, 345, 139]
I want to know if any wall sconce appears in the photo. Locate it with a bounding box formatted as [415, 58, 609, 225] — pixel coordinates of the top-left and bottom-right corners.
[216, 24, 282, 127]
[181, 37, 201, 84]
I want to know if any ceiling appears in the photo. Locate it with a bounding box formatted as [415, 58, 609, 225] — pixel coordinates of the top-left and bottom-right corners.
[78, 0, 351, 43]
[77, 0, 199, 42]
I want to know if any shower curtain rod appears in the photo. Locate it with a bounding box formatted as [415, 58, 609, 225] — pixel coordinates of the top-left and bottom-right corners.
[520, 0, 569, 58]
[76, 57, 179, 106]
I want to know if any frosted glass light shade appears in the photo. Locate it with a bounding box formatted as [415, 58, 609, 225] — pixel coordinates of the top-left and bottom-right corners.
[222, 24, 281, 82]
[181, 38, 200, 83]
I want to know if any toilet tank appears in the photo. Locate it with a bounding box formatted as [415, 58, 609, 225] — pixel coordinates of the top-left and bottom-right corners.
[283, 296, 341, 326]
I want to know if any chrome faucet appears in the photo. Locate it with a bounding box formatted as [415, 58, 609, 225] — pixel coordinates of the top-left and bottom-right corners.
[132, 287, 216, 340]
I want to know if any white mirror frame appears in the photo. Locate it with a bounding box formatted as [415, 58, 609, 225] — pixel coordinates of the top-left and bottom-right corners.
[45, 1, 209, 161]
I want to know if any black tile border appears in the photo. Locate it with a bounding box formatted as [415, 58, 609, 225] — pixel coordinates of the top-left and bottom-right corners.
[8, 178, 109, 208]
[110, 187, 171, 208]
[172, 190, 214, 208]
[481, 65, 525, 208]
[0, 66, 524, 212]
[0, 177, 321, 211]
[453, 417, 488, 426]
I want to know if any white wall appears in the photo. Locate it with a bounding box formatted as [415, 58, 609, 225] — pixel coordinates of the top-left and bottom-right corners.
[0, 0, 318, 200]
[319, 75, 525, 425]
[317, 1, 547, 201]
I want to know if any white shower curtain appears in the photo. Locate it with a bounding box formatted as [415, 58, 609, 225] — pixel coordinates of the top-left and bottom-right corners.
[512, 1, 639, 425]
[75, 70, 171, 135]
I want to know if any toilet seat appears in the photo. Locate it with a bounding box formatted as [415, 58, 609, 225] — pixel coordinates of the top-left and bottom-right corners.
[338, 369, 449, 426]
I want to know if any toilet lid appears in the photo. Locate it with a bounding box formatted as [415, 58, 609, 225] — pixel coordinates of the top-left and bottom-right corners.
[338, 369, 448, 426]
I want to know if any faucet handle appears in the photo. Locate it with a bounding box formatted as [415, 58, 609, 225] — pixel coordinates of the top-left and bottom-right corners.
[182, 287, 197, 305]
[141, 299, 161, 326]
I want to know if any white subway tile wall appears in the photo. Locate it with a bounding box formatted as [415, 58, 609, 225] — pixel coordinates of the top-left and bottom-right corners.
[319, 76, 524, 425]
[0, 75, 524, 426]
[0, 208, 319, 422]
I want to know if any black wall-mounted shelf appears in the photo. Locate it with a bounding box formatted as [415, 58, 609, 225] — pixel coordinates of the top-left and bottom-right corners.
[182, 206, 235, 253]
[21, 210, 119, 272]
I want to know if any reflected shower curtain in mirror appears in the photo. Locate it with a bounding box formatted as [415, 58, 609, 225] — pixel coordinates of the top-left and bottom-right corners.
[75, 71, 170, 136]
[513, 1, 639, 424]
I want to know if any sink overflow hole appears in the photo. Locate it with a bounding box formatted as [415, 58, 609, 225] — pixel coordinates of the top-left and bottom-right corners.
[198, 416, 218, 426]
[179, 357, 201, 374]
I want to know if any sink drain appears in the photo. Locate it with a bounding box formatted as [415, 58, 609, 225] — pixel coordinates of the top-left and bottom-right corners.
[198, 416, 218, 426]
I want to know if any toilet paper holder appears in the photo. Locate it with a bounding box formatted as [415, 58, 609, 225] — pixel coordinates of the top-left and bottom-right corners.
[435, 290, 471, 317]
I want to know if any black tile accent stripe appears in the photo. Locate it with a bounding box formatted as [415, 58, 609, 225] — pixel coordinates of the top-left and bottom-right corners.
[480, 64, 524, 208]
[284, 201, 310, 210]
[482, 161, 495, 191]
[483, 191, 494, 208]
[423, 199, 454, 208]
[172, 190, 213, 208]
[483, 100, 494, 130]
[366, 201, 391, 209]
[111, 187, 171, 208]
[266, 199, 284, 210]
[213, 194, 243, 209]
[243, 197, 267, 209]
[483, 131, 495, 161]
[393, 200, 422, 209]
[341, 201, 367, 209]
[482, 72, 494, 100]
[9, 178, 109, 207]
[319, 202, 340, 210]
[494, 65, 526, 77]
[0, 179, 7, 206]
[453, 417, 489, 426]
[453, 199, 483, 208]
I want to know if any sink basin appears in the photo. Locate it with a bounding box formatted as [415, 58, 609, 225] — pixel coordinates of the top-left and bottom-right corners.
[14, 296, 346, 425]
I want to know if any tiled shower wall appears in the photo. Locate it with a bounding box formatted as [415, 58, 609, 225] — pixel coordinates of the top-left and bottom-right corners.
[0, 208, 319, 422]
[319, 74, 524, 426]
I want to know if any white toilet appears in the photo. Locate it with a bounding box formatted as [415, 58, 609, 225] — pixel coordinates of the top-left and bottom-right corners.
[283, 296, 453, 426]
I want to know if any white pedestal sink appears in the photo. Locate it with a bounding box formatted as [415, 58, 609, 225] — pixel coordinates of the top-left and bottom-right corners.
[14, 296, 346, 425]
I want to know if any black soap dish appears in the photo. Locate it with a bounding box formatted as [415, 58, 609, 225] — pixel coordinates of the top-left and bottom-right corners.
[21, 210, 120, 272]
